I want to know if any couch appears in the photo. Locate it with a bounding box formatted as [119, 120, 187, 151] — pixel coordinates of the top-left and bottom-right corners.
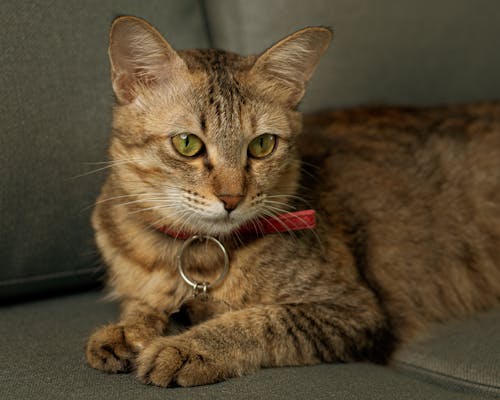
[1, 1, 499, 398]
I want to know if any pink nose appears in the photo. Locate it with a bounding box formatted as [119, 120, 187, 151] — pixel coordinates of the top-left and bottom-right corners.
[217, 194, 244, 212]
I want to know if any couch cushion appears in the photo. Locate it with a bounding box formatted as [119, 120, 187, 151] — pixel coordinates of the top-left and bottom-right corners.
[0, 1, 209, 299]
[0, 291, 497, 399]
[204, 0, 500, 112]
[395, 308, 500, 395]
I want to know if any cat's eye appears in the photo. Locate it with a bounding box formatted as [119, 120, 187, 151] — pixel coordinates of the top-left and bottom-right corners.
[172, 133, 204, 157]
[248, 134, 277, 159]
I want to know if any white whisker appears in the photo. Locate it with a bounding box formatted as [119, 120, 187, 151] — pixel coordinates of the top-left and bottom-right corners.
[260, 209, 296, 243]
[69, 159, 143, 179]
[265, 204, 324, 253]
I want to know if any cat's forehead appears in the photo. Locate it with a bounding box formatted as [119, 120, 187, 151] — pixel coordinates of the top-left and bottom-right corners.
[179, 49, 256, 113]
[179, 48, 255, 74]
[176, 49, 258, 143]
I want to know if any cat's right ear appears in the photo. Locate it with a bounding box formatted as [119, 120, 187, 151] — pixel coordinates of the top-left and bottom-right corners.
[108, 16, 187, 104]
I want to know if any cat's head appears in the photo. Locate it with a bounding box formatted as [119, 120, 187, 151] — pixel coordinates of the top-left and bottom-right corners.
[107, 16, 331, 236]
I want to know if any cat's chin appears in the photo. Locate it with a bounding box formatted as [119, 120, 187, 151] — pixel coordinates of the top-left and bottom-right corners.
[192, 216, 246, 237]
[154, 209, 260, 238]
[172, 211, 260, 238]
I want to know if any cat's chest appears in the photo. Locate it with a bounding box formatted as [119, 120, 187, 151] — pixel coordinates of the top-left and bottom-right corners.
[166, 232, 322, 312]
[166, 236, 283, 313]
[171, 255, 266, 324]
[176, 250, 251, 308]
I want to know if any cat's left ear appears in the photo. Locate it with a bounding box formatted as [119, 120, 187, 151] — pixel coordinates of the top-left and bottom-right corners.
[249, 27, 332, 107]
[108, 16, 188, 104]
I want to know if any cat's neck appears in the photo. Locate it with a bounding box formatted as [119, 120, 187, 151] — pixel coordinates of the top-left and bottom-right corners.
[155, 210, 317, 240]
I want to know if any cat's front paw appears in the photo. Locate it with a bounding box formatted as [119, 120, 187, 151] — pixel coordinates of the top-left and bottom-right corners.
[137, 337, 225, 387]
[86, 323, 157, 373]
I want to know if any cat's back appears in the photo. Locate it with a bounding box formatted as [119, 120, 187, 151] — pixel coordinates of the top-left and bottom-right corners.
[301, 102, 500, 334]
[301, 102, 500, 212]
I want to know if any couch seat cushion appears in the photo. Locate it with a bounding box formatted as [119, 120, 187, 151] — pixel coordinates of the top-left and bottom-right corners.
[0, 291, 497, 399]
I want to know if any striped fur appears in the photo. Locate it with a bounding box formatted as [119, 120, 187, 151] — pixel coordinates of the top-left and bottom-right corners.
[85, 16, 500, 387]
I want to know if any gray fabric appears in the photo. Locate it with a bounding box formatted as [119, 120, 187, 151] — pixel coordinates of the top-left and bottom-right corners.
[0, 291, 496, 400]
[0, 1, 209, 298]
[205, 0, 500, 112]
[395, 308, 500, 395]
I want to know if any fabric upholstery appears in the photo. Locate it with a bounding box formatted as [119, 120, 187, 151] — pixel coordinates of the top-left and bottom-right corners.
[394, 309, 500, 395]
[205, 0, 500, 111]
[0, 291, 497, 399]
[0, 0, 209, 299]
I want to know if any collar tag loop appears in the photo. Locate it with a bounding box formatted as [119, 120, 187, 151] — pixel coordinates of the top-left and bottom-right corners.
[177, 235, 229, 297]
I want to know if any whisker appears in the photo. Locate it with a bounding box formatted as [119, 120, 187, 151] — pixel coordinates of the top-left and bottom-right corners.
[263, 200, 296, 211]
[145, 208, 192, 237]
[260, 208, 299, 244]
[265, 205, 324, 254]
[243, 214, 269, 240]
[298, 160, 321, 169]
[69, 159, 142, 180]
[263, 204, 294, 215]
[81, 158, 142, 166]
[146, 201, 202, 240]
[113, 197, 182, 208]
[97, 192, 167, 202]
[231, 227, 244, 246]
[266, 194, 314, 209]
[128, 204, 178, 215]
[249, 217, 265, 238]
[171, 210, 200, 240]
[82, 192, 190, 213]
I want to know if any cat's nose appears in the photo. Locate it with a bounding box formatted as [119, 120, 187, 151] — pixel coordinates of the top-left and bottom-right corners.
[217, 194, 244, 212]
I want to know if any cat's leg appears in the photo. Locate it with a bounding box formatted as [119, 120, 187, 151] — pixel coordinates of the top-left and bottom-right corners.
[136, 301, 395, 387]
[86, 298, 168, 373]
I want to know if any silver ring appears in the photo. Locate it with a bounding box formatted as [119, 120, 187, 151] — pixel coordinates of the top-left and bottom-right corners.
[177, 235, 229, 291]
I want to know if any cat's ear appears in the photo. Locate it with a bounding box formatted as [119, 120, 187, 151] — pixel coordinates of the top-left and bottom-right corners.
[249, 27, 332, 107]
[108, 16, 187, 104]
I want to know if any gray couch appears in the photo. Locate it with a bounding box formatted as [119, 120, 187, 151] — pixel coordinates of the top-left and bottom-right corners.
[1, 1, 499, 398]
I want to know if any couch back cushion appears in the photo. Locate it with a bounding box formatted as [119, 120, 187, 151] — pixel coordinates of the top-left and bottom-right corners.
[205, 0, 500, 111]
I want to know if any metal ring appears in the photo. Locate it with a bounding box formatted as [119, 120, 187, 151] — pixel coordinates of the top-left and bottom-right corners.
[177, 235, 229, 291]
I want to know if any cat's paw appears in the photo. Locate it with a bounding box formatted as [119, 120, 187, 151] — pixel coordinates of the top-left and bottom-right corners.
[86, 323, 157, 373]
[136, 337, 224, 387]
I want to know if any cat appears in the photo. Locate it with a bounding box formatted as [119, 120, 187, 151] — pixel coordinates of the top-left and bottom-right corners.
[85, 16, 500, 387]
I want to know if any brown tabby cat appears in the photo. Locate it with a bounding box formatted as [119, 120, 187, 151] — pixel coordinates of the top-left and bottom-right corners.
[85, 16, 500, 387]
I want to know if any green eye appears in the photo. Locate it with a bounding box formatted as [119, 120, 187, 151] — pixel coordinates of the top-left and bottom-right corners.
[172, 133, 204, 157]
[248, 134, 277, 159]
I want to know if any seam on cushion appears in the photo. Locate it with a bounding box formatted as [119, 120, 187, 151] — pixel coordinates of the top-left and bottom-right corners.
[0, 266, 104, 286]
[395, 360, 500, 394]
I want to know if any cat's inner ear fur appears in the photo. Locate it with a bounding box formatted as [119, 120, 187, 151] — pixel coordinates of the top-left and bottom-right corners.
[250, 27, 332, 107]
[108, 16, 187, 104]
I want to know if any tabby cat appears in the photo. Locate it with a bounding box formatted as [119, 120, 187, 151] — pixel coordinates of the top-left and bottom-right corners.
[85, 16, 500, 387]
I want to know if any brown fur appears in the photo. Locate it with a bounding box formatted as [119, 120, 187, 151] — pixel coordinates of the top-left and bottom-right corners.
[85, 16, 500, 386]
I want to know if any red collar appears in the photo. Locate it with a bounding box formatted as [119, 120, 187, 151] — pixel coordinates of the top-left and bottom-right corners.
[156, 210, 316, 240]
